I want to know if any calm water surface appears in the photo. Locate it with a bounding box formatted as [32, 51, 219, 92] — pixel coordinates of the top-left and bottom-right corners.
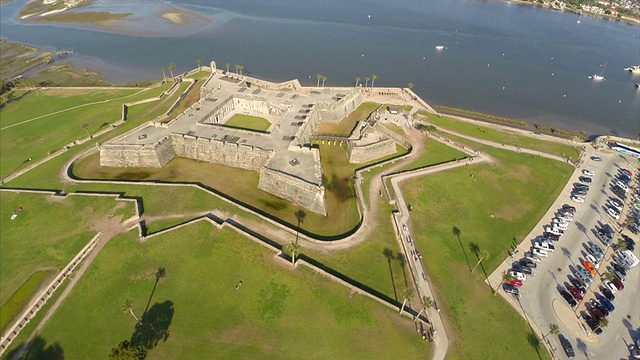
[1, 0, 639, 137]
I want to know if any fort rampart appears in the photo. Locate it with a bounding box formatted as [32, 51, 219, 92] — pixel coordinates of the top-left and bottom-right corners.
[258, 167, 327, 216]
[348, 138, 396, 163]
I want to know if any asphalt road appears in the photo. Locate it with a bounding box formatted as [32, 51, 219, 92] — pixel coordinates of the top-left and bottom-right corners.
[516, 150, 639, 360]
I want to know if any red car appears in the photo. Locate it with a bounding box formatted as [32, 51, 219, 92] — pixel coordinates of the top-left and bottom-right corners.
[621, 169, 633, 177]
[612, 277, 624, 291]
[567, 286, 583, 302]
[508, 279, 523, 288]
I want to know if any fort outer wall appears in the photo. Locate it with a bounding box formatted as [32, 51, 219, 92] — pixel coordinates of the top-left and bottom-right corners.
[170, 133, 273, 171]
[348, 138, 396, 163]
[100, 136, 176, 167]
[258, 167, 327, 216]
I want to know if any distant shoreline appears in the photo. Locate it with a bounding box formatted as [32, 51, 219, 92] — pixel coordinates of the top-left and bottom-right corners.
[496, 0, 640, 24]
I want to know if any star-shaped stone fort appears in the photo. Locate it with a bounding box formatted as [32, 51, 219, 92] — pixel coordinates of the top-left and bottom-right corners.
[99, 61, 398, 215]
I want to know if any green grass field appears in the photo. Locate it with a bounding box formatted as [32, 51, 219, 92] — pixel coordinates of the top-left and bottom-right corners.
[224, 114, 271, 132]
[17, 223, 428, 360]
[0, 192, 134, 332]
[317, 102, 379, 136]
[401, 142, 572, 360]
[418, 111, 581, 160]
[0, 85, 172, 178]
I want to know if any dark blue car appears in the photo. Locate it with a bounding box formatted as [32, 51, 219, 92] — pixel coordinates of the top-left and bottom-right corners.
[596, 293, 615, 313]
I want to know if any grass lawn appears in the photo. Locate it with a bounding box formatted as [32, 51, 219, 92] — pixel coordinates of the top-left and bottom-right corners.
[20, 223, 428, 359]
[186, 70, 211, 80]
[417, 111, 582, 160]
[403, 138, 468, 172]
[316, 102, 379, 136]
[0, 191, 134, 332]
[0, 85, 172, 179]
[224, 114, 271, 132]
[401, 143, 572, 360]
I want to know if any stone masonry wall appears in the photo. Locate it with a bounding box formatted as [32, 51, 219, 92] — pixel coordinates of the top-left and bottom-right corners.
[100, 136, 175, 167]
[170, 134, 273, 171]
[347, 138, 396, 163]
[294, 109, 321, 146]
[315, 88, 362, 123]
[258, 167, 327, 215]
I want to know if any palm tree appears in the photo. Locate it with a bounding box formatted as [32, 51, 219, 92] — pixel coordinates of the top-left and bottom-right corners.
[603, 272, 616, 282]
[287, 241, 301, 266]
[541, 323, 560, 340]
[316, 74, 322, 87]
[615, 239, 628, 250]
[122, 299, 140, 323]
[82, 123, 91, 138]
[371, 74, 377, 89]
[321, 76, 327, 87]
[168, 63, 176, 81]
[494, 271, 515, 295]
[365, 76, 370, 88]
[196, 59, 201, 70]
[471, 251, 489, 274]
[597, 317, 609, 330]
[160, 67, 166, 83]
[399, 287, 414, 314]
[237, 65, 244, 76]
[226, 63, 231, 74]
[355, 77, 361, 87]
[235, 64, 240, 74]
[407, 82, 414, 90]
[416, 295, 433, 319]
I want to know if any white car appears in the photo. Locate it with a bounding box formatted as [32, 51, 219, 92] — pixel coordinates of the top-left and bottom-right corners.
[525, 252, 542, 262]
[614, 180, 628, 190]
[402, 223, 408, 232]
[571, 196, 585, 203]
[544, 226, 563, 235]
[532, 248, 549, 258]
[510, 271, 527, 281]
[534, 241, 555, 252]
[608, 199, 623, 212]
[607, 207, 620, 220]
[603, 280, 618, 294]
[586, 254, 599, 269]
[582, 169, 595, 176]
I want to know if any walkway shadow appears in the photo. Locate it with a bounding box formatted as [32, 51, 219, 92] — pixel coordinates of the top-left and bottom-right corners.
[3, 336, 64, 360]
[130, 300, 174, 350]
[453, 226, 471, 272]
[383, 248, 398, 301]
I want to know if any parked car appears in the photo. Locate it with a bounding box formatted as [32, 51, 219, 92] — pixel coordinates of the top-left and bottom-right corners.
[532, 248, 548, 258]
[611, 277, 624, 291]
[612, 263, 627, 277]
[525, 252, 542, 262]
[582, 169, 595, 176]
[571, 196, 585, 203]
[582, 261, 597, 276]
[600, 286, 615, 301]
[589, 308, 605, 321]
[591, 299, 609, 317]
[621, 168, 633, 177]
[519, 258, 537, 268]
[569, 276, 585, 290]
[591, 156, 603, 162]
[534, 241, 555, 252]
[560, 290, 577, 307]
[595, 293, 615, 313]
[512, 264, 533, 276]
[559, 334, 576, 358]
[585, 254, 599, 269]
[508, 279, 523, 288]
[588, 242, 605, 260]
[603, 280, 618, 294]
[568, 286, 583, 302]
[582, 314, 603, 335]
[503, 283, 519, 295]
[509, 271, 526, 281]
[579, 176, 593, 183]
[562, 204, 576, 212]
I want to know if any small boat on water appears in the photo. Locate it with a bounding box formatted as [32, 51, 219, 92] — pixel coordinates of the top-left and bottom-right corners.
[624, 65, 640, 74]
[435, 46, 445, 50]
[589, 62, 607, 81]
[636, 83, 640, 88]
[577, 14, 582, 23]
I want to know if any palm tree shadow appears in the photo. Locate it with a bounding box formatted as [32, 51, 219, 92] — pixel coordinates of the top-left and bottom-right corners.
[130, 300, 175, 350]
[453, 226, 471, 271]
[383, 247, 397, 301]
[397, 253, 409, 287]
[2, 336, 64, 360]
[144, 267, 166, 317]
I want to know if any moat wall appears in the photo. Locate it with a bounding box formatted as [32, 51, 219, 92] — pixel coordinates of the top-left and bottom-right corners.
[348, 138, 396, 163]
[258, 167, 327, 215]
[100, 136, 175, 168]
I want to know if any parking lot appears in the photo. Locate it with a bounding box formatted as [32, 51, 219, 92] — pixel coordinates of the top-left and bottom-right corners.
[492, 149, 639, 360]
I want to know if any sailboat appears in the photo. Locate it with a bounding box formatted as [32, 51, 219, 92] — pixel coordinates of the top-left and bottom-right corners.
[588, 62, 607, 81]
